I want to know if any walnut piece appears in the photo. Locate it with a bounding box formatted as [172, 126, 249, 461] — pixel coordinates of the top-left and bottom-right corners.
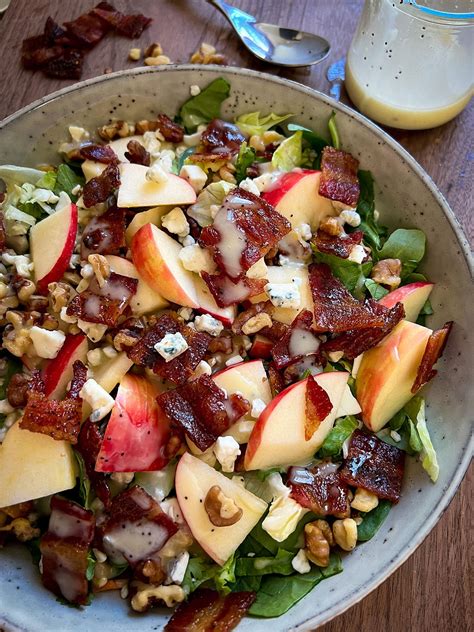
[204, 485, 243, 527]
[88, 254, 110, 288]
[190, 42, 228, 65]
[48, 281, 76, 312]
[98, 120, 133, 141]
[131, 582, 185, 612]
[0, 517, 40, 542]
[242, 312, 273, 336]
[319, 216, 344, 236]
[351, 487, 379, 513]
[333, 518, 358, 551]
[304, 522, 330, 567]
[370, 258, 402, 290]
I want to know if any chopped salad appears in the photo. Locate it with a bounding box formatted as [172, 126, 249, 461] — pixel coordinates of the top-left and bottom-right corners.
[0, 78, 452, 628]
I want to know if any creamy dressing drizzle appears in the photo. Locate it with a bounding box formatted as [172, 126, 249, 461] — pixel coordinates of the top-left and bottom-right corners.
[213, 208, 246, 278]
[103, 520, 168, 563]
[289, 328, 320, 358]
[49, 510, 90, 540]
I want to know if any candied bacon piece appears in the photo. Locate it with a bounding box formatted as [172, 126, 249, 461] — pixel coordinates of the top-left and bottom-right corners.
[318, 146, 360, 207]
[21, 37, 65, 70]
[43, 49, 84, 79]
[312, 229, 364, 259]
[267, 362, 285, 397]
[201, 119, 246, 155]
[20, 361, 87, 443]
[199, 187, 290, 280]
[165, 589, 256, 632]
[80, 144, 118, 164]
[188, 150, 233, 165]
[305, 375, 333, 440]
[124, 140, 150, 166]
[271, 310, 320, 370]
[63, 11, 109, 48]
[102, 486, 177, 565]
[158, 375, 250, 452]
[82, 162, 120, 208]
[92, 2, 152, 38]
[127, 313, 210, 385]
[412, 321, 453, 393]
[76, 420, 111, 509]
[40, 496, 95, 605]
[339, 429, 405, 502]
[155, 114, 184, 143]
[201, 271, 267, 308]
[81, 205, 126, 258]
[289, 464, 350, 518]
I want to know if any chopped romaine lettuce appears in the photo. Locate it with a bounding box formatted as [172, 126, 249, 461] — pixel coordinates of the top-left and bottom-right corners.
[328, 111, 340, 149]
[235, 111, 292, 136]
[181, 556, 217, 595]
[53, 164, 84, 202]
[234, 142, 256, 183]
[356, 500, 392, 541]
[188, 180, 235, 226]
[178, 77, 231, 133]
[36, 170, 57, 190]
[377, 228, 426, 277]
[73, 451, 93, 509]
[0, 165, 45, 187]
[405, 397, 439, 482]
[317, 415, 359, 458]
[271, 131, 303, 171]
[214, 554, 236, 595]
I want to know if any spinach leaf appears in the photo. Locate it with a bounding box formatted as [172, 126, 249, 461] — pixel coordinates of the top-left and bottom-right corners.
[178, 77, 231, 133]
[249, 553, 342, 617]
[234, 142, 256, 183]
[231, 575, 262, 592]
[17, 201, 46, 220]
[214, 554, 236, 595]
[250, 512, 318, 555]
[328, 111, 340, 149]
[317, 416, 359, 458]
[0, 355, 22, 399]
[312, 248, 372, 298]
[73, 451, 92, 509]
[54, 164, 84, 202]
[377, 228, 426, 277]
[364, 278, 389, 300]
[356, 500, 392, 541]
[389, 409, 407, 431]
[181, 556, 217, 595]
[356, 170, 386, 251]
[235, 549, 294, 577]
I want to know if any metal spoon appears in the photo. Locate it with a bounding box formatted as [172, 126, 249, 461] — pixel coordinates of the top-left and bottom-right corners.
[206, 0, 330, 67]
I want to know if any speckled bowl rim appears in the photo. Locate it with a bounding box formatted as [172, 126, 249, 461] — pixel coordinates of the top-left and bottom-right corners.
[0, 65, 472, 631]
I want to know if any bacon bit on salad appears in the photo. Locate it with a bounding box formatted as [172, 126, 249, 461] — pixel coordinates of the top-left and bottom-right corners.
[322, 301, 405, 360]
[201, 119, 246, 155]
[289, 464, 350, 518]
[271, 310, 320, 369]
[267, 362, 286, 397]
[20, 361, 87, 443]
[79, 144, 119, 164]
[305, 376, 333, 440]
[339, 430, 405, 502]
[81, 205, 126, 258]
[124, 140, 150, 166]
[66, 272, 137, 327]
[91, 2, 152, 38]
[40, 496, 95, 606]
[202, 271, 267, 308]
[102, 486, 177, 564]
[127, 313, 210, 385]
[312, 229, 364, 259]
[164, 588, 256, 632]
[318, 146, 360, 207]
[411, 321, 453, 393]
[82, 162, 120, 208]
[77, 420, 111, 509]
[200, 188, 291, 281]
[155, 114, 185, 144]
[158, 375, 250, 452]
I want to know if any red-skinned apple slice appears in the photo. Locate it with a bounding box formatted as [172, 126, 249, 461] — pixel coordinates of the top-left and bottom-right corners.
[125, 206, 174, 245]
[336, 384, 362, 417]
[82, 352, 133, 421]
[175, 453, 267, 565]
[356, 320, 433, 432]
[262, 169, 335, 230]
[378, 282, 434, 323]
[118, 163, 196, 208]
[30, 203, 78, 294]
[245, 371, 348, 470]
[95, 374, 170, 472]
[131, 224, 199, 308]
[42, 334, 88, 399]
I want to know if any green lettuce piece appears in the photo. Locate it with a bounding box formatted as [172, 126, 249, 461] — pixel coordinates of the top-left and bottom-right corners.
[53, 164, 84, 202]
[405, 397, 439, 482]
[234, 142, 256, 183]
[271, 131, 302, 171]
[317, 416, 359, 458]
[36, 170, 57, 190]
[250, 512, 317, 556]
[328, 111, 340, 149]
[356, 170, 387, 251]
[365, 278, 389, 300]
[188, 180, 235, 227]
[0, 355, 22, 400]
[178, 77, 231, 133]
[235, 111, 292, 136]
[356, 500, 392, 541]
[231, 575, 262, 592]
[377, 228, 426, 277]
[0, 165, 45, 187]
[73, 451, 92, 509]
[86, 551, 96, 581]
[312, 248, 372, 298]
[135, 461, 177, 502]
[181, 556, 217, 595]
[236, 548, 294, 577]
[287, 123, 329, 169]
[248, 553, 342, 617]
[214, 554, 236, 595]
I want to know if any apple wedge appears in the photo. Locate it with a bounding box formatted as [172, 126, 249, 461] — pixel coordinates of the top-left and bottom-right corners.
[379, 282, 434, 323]
[125, 206, 173, 245]
[262, 169, 335, 230]
[356, 320, 433, 432]
[105, 254, 169, 316]
[195, 275, 236, 326]
[131, 224, 199, 308]
[43, 334, 88, 399]
[336, 384, 362, 417]
[30, 202, 78, 293]
[81, 135, 146, 181]
[245, 372, 349, 471]
[0, 420, 76, 507]
[117, 163, 196, 208]
[82, 352, 133, 421]
[175, 453, 268, 565]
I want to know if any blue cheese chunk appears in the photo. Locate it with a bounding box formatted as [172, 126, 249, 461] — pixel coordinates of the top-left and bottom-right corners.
[264, 282, 301, 309]
[154, 332, 189, 362]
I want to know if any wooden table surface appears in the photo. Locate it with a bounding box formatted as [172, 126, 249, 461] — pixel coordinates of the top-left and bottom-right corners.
[0, 1, 472, 630]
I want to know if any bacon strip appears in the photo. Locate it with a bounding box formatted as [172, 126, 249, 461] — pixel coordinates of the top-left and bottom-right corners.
[318, 146, 360, 207]
[63, 11, 109, 48]
[80, 144, 118, 164]
[40, 496, 95, 605]
[91, 2, 152, 38]
[81, 205, 126, 258]
[165, 589, 256, 632]
[271, 310, 321, 369]
[289, 464, 350, 518]
[339, 430, 405, 502]
[199, 188, 290, 281]
[312, 229, 364, 259]
[20, 361, 87, 444]
[127, 313, 210, 386]
[412, 322, 453, 393]
[305, 375, 333, 440]
[102, 486, 177, 565]
[76, 420, 111, 509]
[201, 271, 267, 308]
[158, 375, 250, 452]
[82, 163, 120, 208]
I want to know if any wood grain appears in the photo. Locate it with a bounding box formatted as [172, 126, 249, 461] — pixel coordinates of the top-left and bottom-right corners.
[0, 1, 472, 630]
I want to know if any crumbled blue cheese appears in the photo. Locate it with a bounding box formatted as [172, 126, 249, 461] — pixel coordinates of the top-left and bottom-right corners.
[161, 498, 185, 526]
[29, 326, 65, 359]
[68, 125, 90, 143]
[190, 84, 201, 96]
[265, 282, 301, 309]
[250, 398, 266, 419]
[291, 549, 311, 574]
[213, 436, 241, 473]
[339, 209, 361, 227]
[177, 307, 194, 321]
[239, 177, 261, 197]
[178, 244, 215, 273]
[161, 208, 190, 238]
[192, 360, 212, 378]
[80, 378, 115, 422]
[181, 235, 195, 247]
[1, 253, 34, 278]
[295, 223, 312, 243]
[252, 171, 282, 193]
[154, 332, 189, 362]
[179, 165, 207, 193]
[194, 313, 223, 337]
[347, 244, 366, 264]
[166, 551, 190, 585]
[262, 495, 308, 542]
[146, 163, 169, 185]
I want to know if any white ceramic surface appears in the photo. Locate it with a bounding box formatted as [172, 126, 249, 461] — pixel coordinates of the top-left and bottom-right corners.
[0, 66, 472, 632]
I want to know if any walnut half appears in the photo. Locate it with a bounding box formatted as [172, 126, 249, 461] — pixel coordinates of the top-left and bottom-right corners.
[204, 485, 243, 527]
[304, 521, 331, 567]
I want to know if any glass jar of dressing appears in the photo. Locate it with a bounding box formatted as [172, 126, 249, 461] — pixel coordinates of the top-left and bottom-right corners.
[345, 0, 473, 129]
